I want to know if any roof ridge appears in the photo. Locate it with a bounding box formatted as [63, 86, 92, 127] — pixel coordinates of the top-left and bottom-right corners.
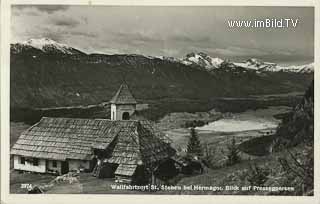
[40, 117, 140, 122]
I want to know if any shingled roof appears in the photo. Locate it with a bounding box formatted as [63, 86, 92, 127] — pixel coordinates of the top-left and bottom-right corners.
[105, 121, 176, 174]
[11, 118, 175, 166]
[110, 83, 137, 105]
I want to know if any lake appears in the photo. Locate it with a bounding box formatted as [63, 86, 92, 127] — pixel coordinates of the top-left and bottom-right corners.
[164, 106, 292, 155]
[196, 106, 291, 133]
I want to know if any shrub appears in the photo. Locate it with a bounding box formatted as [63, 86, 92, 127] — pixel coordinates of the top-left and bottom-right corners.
[184, 120, 207, 128]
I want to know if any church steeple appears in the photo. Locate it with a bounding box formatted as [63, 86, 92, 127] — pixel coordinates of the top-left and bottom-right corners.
[110, 83, 137, 120]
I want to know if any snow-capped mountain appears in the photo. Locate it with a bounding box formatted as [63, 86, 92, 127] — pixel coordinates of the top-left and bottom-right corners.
[10, 39, 314, 74]
[233, 58, 276, 71]
[181, 52, 225, 70]
[277, 63, 314, 74]
[233, 58, 314, 73]
[11, 38, 84, 55]
[180, 52, 313, 74]
[153, 56, 181, 63]
[10, 40, 313, 108]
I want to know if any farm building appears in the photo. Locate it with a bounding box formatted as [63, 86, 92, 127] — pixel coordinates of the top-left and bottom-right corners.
[11, 83, 177, 184]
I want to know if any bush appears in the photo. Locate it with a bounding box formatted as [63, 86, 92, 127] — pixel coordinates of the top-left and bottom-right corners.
[184, 120, 207, 128]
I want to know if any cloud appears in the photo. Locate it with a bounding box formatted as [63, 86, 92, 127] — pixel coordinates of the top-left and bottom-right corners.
[212, 46, 269, 57]
[41, 33, 63, 42]
[48, 16, 80, 27]
[36, 5, 69, 13]
[12, 6, 40, 16]
[14, 5, 70, 14]
[13, 5, 69, 14]
[170, 34, 212, 44]
[68, 31, 97, 38]
[114, 30, 163, 43]
[11, 6, 314, 63]
[29, 25, 66, 42]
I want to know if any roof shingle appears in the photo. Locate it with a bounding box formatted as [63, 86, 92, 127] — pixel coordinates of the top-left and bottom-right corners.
[11, 117, 175, 167]
[110, 83, 137, 104]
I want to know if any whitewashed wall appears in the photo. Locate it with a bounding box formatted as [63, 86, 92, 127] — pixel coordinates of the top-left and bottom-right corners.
[112, 104, 136, 120]
[111, 104, 117, 120]
[13, 155, 46, 173]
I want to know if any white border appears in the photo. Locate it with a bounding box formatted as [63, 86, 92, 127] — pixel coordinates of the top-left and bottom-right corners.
[1, 1, 319, 204]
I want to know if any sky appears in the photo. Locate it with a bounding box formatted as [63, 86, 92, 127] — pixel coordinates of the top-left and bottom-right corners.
[11, 5, 314, 64]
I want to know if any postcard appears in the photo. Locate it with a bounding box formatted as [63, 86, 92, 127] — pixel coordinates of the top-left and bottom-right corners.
[1, 1, 319, 204]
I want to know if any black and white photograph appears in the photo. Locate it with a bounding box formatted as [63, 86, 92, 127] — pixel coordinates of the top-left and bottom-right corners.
[1, 2, 318, 200]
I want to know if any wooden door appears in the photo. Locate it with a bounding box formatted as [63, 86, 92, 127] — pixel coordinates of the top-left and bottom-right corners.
[61, 161, 69, 174]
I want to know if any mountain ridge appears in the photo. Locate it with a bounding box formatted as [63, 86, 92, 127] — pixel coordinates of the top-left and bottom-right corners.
[11, 38, 86, 55]
[10, 38, 314, 108]
[11, 38, 314, 74]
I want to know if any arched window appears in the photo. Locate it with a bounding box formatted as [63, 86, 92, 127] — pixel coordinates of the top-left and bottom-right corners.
[122, 112, 130, 120]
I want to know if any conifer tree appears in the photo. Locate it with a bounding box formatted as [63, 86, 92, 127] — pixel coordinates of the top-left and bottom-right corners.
[226, 137, 240, 166]
[187, 127, 203, 157]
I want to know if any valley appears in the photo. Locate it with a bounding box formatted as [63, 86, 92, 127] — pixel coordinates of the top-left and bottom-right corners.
[8, 38, 314, 195]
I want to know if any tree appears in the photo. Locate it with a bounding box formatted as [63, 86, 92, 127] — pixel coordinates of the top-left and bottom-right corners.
[226, 137, 241, 166]
[278, 145, 313, 195]
[202, 143, 215, 168]
[187, 127, 203, 158]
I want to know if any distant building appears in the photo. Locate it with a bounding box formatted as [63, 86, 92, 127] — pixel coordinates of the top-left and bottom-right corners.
[11, 83, 176, 184]
[110, 83, 137, 120]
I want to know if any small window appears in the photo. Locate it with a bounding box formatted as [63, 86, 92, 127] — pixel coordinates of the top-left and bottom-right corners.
[20, 157, 25, 164]
[52, 160, 57, 168]
[33, 158, 39, 166]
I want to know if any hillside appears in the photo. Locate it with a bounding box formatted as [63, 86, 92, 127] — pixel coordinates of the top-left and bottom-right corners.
[10, 39, 313, 109]
[174, 81, 315, 195]
[236, 81, 314, 195]
[239, 80, 314, 155]
[275, 80, 314, 147]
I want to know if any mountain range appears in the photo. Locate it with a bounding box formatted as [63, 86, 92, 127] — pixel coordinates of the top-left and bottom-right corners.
[10, 38, 314, 108]
[12, 38, 314, 74]
[179, 52, 313, 74]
